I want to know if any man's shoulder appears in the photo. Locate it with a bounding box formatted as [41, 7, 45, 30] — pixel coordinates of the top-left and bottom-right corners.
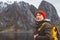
[41, 20, 51, 24]
[41, 20, 51, 28]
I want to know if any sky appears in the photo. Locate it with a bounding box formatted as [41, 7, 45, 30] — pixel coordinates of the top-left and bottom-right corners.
[0, 0, 60, 17]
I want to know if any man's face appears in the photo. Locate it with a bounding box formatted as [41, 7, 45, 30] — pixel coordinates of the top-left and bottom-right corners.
[36, 13, 44, 21]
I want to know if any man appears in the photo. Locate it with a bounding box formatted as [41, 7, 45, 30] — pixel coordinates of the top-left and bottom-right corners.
[34, 10, 52, 40]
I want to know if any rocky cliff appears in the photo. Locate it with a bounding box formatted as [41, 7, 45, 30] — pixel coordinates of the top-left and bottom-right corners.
[38, 1, 59, 24]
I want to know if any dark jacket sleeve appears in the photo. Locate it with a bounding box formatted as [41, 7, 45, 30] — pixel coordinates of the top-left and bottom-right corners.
[35, 24, 53, 40]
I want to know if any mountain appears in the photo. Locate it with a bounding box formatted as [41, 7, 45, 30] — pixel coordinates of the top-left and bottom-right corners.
[30, 5, 37, 17]
[0, 1, 37, 40]
[0, 2, 9, 13]
[38, 1, 59, 24]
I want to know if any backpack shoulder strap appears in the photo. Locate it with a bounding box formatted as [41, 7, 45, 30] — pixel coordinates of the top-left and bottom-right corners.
[38, 22, 50, 31]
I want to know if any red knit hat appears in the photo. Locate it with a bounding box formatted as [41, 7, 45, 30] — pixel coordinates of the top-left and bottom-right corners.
[36, 10, 46, 19]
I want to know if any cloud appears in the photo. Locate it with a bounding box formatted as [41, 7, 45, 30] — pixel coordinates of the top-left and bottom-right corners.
[55, 3, 60, 17]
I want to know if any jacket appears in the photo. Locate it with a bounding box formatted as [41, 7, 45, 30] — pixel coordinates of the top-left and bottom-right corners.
[34, 20, 53, 40]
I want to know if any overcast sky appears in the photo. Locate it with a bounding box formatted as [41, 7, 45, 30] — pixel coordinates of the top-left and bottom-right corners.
[0, 0, 60, 17]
